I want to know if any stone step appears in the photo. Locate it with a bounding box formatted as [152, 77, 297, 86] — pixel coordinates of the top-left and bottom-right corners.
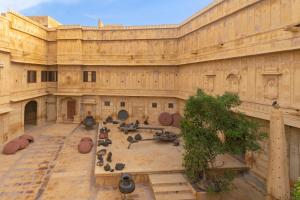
[149, 173, 188, 185]
[243, 172, 267, 194]
[153, 184, 192, 194]
[149, 173, 196, 200]
[154, 192, 196, 200]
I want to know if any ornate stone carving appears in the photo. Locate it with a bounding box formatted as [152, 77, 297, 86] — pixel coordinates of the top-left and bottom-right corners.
[226, 73, 240, 94]
[263, 75, 280, 100]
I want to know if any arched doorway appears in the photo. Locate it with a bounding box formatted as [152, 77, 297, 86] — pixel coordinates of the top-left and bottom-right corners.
[24, 101, 37, 127]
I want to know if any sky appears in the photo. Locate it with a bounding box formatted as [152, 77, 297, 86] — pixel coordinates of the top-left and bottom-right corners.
[0, 0, 213, 26]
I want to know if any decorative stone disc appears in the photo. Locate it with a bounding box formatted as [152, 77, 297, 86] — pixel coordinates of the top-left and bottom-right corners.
[118, 110, 129, 121]
[158, 112, 173, 126]
[172, 113, 182, 128]
[2, 141, 20, 155]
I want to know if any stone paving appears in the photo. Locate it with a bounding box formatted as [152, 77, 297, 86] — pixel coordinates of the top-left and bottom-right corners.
[0, 123, 265, 200]
[0, 123, 154, 200]
[0, 123, 80, 200]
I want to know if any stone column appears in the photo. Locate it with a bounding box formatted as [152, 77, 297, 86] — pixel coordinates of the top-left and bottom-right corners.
[56, 96, 63, 123]
[36, 99, 43, 125]
[266, 107, 290, 200]
[95, 96, 101, 122]
[73, 96, 82, 123]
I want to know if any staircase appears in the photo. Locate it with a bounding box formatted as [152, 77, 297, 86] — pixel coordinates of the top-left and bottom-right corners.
[149, 173, 196, 200]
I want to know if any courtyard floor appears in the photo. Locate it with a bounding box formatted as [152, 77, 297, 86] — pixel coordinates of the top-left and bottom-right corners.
[95, 123, 248, 180]
[0, 123, 266, 200]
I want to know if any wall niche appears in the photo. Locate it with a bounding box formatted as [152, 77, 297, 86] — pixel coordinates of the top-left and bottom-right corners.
[226, 73, 240, 94]
[262, 70, 282, 101]
[205, 72, 216, 94]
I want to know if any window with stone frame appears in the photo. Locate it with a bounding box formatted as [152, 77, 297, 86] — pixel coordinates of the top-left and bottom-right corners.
[41, 71, 57, 82]
[152, 102, 158, 108]
[104, 101, 110, 107]
[83, 71, 96, 82]
[120, 102, 126, 107]
[168, 103, 174, 109]
[27, 70, 37, 83]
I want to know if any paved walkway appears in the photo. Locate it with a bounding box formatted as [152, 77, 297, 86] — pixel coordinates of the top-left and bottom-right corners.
[0, 123, 92, 200]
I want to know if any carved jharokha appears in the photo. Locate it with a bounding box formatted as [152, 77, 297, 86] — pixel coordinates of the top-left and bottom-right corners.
[0, 0, 300, 197]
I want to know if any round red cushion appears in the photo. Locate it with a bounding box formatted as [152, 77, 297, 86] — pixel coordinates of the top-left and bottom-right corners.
[78, 141, 93, 154]
[80, 138, 94, 147]
[16, 138, 30, 150]
[19, 134, 34, 143]
[81, 137, 93, 142]
[2, 141, 20, 155]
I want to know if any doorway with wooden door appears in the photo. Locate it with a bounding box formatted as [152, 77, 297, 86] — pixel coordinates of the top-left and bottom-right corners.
[24, 101, 38, 129]
[67, 100, 76, 120]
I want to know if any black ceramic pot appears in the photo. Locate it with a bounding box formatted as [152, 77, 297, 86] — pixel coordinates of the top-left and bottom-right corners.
[119, 173, 135, 194]
[84, 116, 95, 127]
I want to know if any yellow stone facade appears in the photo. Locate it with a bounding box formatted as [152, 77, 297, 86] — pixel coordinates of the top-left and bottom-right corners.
[0, 0, 300, 185]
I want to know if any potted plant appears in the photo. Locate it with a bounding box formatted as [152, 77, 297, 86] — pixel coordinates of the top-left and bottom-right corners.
[181, 89, 266, 197]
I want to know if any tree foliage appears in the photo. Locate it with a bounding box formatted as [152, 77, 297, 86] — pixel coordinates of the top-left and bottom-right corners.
[181, 89, 266, 191]
[292, 178, 300, 200]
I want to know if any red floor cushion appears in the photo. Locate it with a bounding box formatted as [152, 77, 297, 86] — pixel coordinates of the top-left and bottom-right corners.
[16, 138, 30, 150]
[19, 134, 34, 143]
[80, 137, 94, 147]
[2, 140, 20, 155]
[81, 137, 93, 142]
[78, 141, 93, 154]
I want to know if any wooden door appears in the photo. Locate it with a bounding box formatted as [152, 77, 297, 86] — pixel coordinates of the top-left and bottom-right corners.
[67, 101, 76, 120]
[24, 101, 37, 125]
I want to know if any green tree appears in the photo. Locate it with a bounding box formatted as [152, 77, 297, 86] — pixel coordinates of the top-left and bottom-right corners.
[292, 178, 300, 200]
[181, 89, 265, 192]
